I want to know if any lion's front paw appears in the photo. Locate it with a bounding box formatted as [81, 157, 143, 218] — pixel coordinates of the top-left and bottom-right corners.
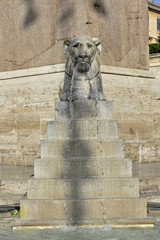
[98, 92, 106, 101]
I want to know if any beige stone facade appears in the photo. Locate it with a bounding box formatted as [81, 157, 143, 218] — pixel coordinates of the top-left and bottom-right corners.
[0, 65, 159, 166]
[0, 0, 149, 71]
[148, 2, 160, 66]
[148, 1, 160, 43]
[103, 67, 160, 164]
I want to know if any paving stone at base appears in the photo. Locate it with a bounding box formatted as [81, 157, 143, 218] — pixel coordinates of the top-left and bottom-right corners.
[34, 157, 132, 178]
[11, 215, 156, 228]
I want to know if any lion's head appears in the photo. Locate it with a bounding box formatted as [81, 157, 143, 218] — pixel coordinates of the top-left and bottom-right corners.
[64, 35, 102, 76]
[59, 35, 106, 101]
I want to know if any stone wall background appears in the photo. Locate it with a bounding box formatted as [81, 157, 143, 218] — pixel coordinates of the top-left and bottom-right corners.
[0, 65, 159, 166]
[0, 69, 62, 166]
[0, 0, 149, 71]
[103, 68, 160, 164]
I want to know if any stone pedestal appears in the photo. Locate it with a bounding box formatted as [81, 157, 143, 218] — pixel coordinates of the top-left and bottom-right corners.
[12, 100, 155, 228]
[0, 0, 149, 72]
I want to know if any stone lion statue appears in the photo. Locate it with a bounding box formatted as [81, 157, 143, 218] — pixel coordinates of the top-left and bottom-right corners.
[59, 35, 106, 101]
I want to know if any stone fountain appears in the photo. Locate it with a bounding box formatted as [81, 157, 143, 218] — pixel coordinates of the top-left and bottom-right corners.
[12, 36, 155, 228]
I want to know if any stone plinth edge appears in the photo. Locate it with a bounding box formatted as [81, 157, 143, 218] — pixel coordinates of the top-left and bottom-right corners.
[11, 214, 155, 229]
[0, 64, 154, 81]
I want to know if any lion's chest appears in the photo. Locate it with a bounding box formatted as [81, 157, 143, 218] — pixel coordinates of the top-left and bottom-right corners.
[71, 72, 93, 99]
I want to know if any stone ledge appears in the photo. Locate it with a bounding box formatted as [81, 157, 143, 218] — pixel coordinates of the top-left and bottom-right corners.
[0, 64, 154, 81]
[101, 65, 154, 79]
[0, 64, 65, 81]
[11, 214, 155, 229]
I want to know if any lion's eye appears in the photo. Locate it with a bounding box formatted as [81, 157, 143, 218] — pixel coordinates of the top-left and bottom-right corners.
[87, 43, 93, 49]
[73, 43, 79, 48]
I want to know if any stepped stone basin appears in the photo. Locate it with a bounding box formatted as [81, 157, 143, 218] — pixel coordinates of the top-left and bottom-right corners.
[12, 99, 155, 228]
[12, 36, 155, 228]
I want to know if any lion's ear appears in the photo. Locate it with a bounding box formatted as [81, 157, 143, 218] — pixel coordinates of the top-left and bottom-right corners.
[64, 39, 71, 54]
[93, 38, 102, 52]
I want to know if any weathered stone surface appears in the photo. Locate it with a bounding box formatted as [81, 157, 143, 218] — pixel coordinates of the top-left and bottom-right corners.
[41, 139, 124, 159]
[125, 143, 158, 164]
[133, 162, 160, 196]
[0, 194, 24, 206]
[0, 65, 159, 165]
[0, 115, 17, 144]
[20, 198, 147, 220]
[0, 0, 57, 72]
[17, 113, 40, 130]
[0, 71, 62, 165]
[0, 165, 33, 205]
[27, 178, 139, 199]
[139, 178, 160, 194]
[102, 70, 160, 164]
[0, 179, 27, 195]
[55, 100, 113, 120]
[27, 178, 139, 200]
[34, 157, 132, 178]
[0, 0, 149, 72]
[40, 112, 55, 139]
[153, 113, 160, 139]
[47, 120, 118, 139]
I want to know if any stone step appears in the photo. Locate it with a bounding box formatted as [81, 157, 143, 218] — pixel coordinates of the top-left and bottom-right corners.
[47, 119, 118, 139]
[0, 179, 27, 195]
[41, 139, 124, 158]
[27, 178, 139, 199]
[34, 157, 132, 178]
[55, 100, 113, 120]
[20, 197, 147, 220]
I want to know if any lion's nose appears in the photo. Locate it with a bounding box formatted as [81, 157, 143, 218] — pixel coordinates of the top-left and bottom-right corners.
[78, 54, 88, 61]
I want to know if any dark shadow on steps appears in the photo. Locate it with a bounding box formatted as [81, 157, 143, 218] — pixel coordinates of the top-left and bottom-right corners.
[62, 100, 93, 225]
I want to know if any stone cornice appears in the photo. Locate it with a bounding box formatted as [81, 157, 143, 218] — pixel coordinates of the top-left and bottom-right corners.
[148, 2, 160, 14]
[0, 64, 154, 81]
